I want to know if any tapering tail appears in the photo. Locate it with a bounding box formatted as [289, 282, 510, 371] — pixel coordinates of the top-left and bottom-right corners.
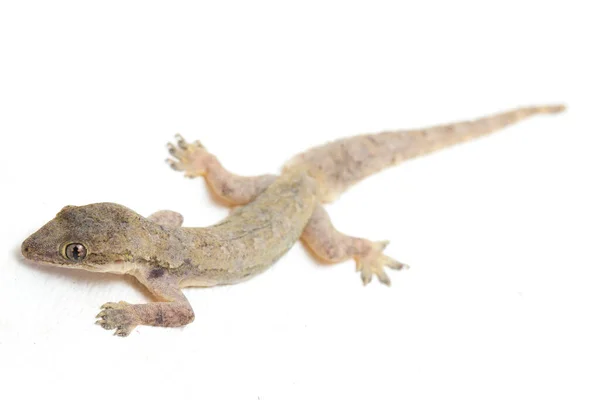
[285, 104, 566, 202]
[382, 104, 566, 161]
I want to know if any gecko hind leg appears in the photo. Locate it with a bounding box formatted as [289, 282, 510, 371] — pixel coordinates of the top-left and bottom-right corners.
[302, 204, 409, 285]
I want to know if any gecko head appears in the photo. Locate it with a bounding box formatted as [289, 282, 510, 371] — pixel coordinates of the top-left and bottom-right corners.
[21, 203, 153, 272]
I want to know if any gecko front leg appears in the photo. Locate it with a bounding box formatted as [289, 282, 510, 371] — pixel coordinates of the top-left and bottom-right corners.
[166, 134, 276, 205]
[302, 204, 409, 285]
[96, 268, 194, 336]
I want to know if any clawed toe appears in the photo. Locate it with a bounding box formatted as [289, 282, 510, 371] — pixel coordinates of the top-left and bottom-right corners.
[356, 243, 408, 286]
[100, 302, 120, 310]
[175, 133, 188, 149]
[171, 134, 203, 152]
[383, 255, 409, 270]
[167, 142, 180, 157]
[114, 325, 135, 337]
[166, 158, 183, 171]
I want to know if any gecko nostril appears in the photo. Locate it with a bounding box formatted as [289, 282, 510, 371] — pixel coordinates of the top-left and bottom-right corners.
[21, 242, 31, 256]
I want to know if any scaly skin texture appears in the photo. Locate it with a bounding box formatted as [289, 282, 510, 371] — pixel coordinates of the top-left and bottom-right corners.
[167, 105, 565, 285]
[22, 170, 316, 336]
[22, 104, 564, 336]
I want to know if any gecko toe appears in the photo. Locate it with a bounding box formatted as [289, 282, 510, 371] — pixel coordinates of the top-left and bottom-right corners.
[100, 302, 119, 310]
[360, 265, 373, 285]
[355, 243, 408, 286]
[375, 269, 391, 286]
[114, 325, 134, 337]
[95, 320, 113, 330]
[383, 255, 409, 270]
[167, 142, 181, 158]
[166, 158, 183, 171]
[175, 134, 188, 149]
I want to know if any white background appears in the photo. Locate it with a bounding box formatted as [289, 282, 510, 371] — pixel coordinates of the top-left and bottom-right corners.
[1, 1, 598, 399]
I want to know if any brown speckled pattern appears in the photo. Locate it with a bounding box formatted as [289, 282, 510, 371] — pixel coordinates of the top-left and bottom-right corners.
[22, 169, 316, 336]
[168, 105, 565, 286]
[22, 105, 565, 336]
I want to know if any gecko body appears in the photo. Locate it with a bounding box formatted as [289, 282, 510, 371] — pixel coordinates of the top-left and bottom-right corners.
[22, 105, 564, 335]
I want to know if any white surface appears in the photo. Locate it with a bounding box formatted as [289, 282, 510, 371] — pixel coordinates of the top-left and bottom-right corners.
[1, 1, 599, 399]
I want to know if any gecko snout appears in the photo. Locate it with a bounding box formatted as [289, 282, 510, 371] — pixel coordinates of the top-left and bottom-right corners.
[21, 235, 47, 262]
[20, 237, 45, 262]
[21, 239, 32, 257]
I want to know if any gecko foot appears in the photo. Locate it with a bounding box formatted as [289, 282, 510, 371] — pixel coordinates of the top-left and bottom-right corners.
[96, 301, 139, 337]
[166, 134, 211, 178]
[355, 241, 409, 286]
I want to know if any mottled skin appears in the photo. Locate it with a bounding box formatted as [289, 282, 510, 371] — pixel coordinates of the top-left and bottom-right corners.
[22, 104, 564, 336]
[22, 171, 316, 336]
[167, 105, 565, 284]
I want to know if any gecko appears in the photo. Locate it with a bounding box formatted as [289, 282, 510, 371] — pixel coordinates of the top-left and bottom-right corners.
[21, 104, 565, 336]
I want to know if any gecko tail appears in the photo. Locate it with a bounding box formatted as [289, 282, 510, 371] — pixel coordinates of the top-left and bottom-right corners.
[381, 104, 567, 163]
[285, 104, 566, 203]
[541, 104, 566, 114]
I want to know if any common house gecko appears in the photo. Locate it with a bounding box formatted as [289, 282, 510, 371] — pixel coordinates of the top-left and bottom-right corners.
[21, 105, 565, 336]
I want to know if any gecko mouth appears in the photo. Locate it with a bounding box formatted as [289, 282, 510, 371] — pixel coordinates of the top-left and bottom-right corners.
[21, 255, 98, 272]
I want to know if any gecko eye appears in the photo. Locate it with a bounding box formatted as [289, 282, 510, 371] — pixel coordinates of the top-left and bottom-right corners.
[65, 243, 87, 262]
